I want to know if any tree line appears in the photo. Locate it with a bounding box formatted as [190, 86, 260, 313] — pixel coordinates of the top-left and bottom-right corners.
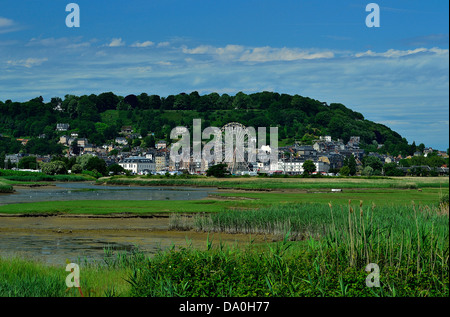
[0, 91, 432, 157]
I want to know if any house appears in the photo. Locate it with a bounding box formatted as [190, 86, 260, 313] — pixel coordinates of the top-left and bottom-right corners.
[423, 148, 434, 157]
[119, 156, 155, 174]
[77, 138, 89, 147]
[56, 123, 70, 131]
[156, 140, 167, 150]
[347, 136, 360, 148]
[36, 156, 51, 164]
[59, 135, 69, 145]
[295, 145, 317, 157]
[4, 154, 21, 165]
[278, 159, 330, 175]
[313, 142, 327, 152]
[155, 155, 168, 171]
[115, 137, 128, 145]
[120, 126, 133, 135]
[83, 144, 95, 152]
[319, 136, 332, 142]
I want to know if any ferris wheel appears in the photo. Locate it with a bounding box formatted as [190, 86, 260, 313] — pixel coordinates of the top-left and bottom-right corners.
[221, 122, 255, 174]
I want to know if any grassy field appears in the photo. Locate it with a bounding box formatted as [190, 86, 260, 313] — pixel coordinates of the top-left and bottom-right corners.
[0, 182, 14, 193]
[0, 248, 141, 297]
[0, 175, 448, 297]
[99, 175, 449, 190]
[0, 170, 94, 186]
[0, 186, 446, 215]
[2, 199, 448, 297]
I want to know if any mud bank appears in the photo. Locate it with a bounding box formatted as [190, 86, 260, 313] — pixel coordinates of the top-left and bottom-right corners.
[0, 214, 266, 266]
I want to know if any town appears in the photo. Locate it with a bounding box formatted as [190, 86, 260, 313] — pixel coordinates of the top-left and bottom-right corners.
[3, 122, 449, 177]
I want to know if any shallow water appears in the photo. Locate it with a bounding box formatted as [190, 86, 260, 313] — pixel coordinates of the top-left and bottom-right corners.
[0, 182, 217, 205]
[0, 182, 224, 266]
[0, 229, 200, 266]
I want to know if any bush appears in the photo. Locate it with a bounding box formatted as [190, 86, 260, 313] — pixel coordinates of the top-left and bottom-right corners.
[41, 161, 67, 175]
[71, 164, 82, 174]
[339, 166, 350, 176]
[0, 182, 13, 193]
[82, 170, 102, 179]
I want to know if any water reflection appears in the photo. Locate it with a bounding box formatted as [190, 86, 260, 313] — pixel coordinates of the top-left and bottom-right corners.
[0, 182, 217, 205]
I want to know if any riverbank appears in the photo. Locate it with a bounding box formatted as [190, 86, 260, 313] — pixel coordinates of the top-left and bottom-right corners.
[1, 200, 448, 297]
[0, 213, 269, 266]
[98, 175, 449, 191]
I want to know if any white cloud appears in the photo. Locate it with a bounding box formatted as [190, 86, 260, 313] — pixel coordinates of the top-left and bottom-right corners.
[181, 44, 333, 62]
[157, 61, 172, 66]
[131, 41, 154, 48]
[27, 37, 91, 50]
[157, 41, 170, 48]
[1, 37, 447, 149]
[0, 17, 21, 34]
[6, 58, 48, 68]
[239, 47, 334, 62]
[107, 38, 125, 47]
[0, 17, 14, 28]
[355, 47, 449, 58]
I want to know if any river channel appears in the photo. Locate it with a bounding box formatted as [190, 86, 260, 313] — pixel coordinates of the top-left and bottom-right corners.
[0, 182, 252, 266]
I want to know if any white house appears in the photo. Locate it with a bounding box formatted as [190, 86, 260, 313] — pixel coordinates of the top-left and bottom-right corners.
[115, 137, 128, 145]
[119, 156, 156, 174]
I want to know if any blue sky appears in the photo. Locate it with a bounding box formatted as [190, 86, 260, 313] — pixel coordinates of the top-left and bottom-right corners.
[0, 0, 448, 150]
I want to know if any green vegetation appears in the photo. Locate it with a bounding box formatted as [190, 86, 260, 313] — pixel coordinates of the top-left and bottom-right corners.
[0, 185, 446, 215]
[0, 199, 239, 215]
[0, 175, 448, 297]
[302, 160, 316, 175]
[128, 220, 449, 297]
[0, 169, 91, 184]
[206, 163, 229, 178]
[0, 248, 143, 297]
[0, 92, 428, 157]
[99, 175, 449, 191]
[0, 181, 13, 193]
[2, 198, 448, 297]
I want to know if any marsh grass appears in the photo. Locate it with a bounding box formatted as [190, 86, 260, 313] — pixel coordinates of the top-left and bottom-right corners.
[1, 201, 448, 297]
[100, 176, 449, 191]
[154, 201, 449, 297]
[0, 246, 151, 297]
[0, 182, 13, 193]
[0, 169, 92, 183]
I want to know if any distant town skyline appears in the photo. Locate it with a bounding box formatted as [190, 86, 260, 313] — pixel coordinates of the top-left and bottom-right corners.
[0, 0, 448, 150]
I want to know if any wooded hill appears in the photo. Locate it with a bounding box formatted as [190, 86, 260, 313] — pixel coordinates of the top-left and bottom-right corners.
[0, 91, 420, 156]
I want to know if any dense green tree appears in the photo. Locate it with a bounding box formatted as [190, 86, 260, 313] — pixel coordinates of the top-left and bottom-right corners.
[302, 160, 316, 175]
[71, 164, 82, 174]
[339, 166, 351, 176]
[363, 156, 383, 172]
[343, 155, 357, 176]
[108, 163, 126, 175]
[41, 161, 67, 175]
[18, 156, 37, 170]
[362, 166, 374, 176]
[84, 156, 108, 176]
[25, 139, 64, 156]
[206, 163, 229, 178]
